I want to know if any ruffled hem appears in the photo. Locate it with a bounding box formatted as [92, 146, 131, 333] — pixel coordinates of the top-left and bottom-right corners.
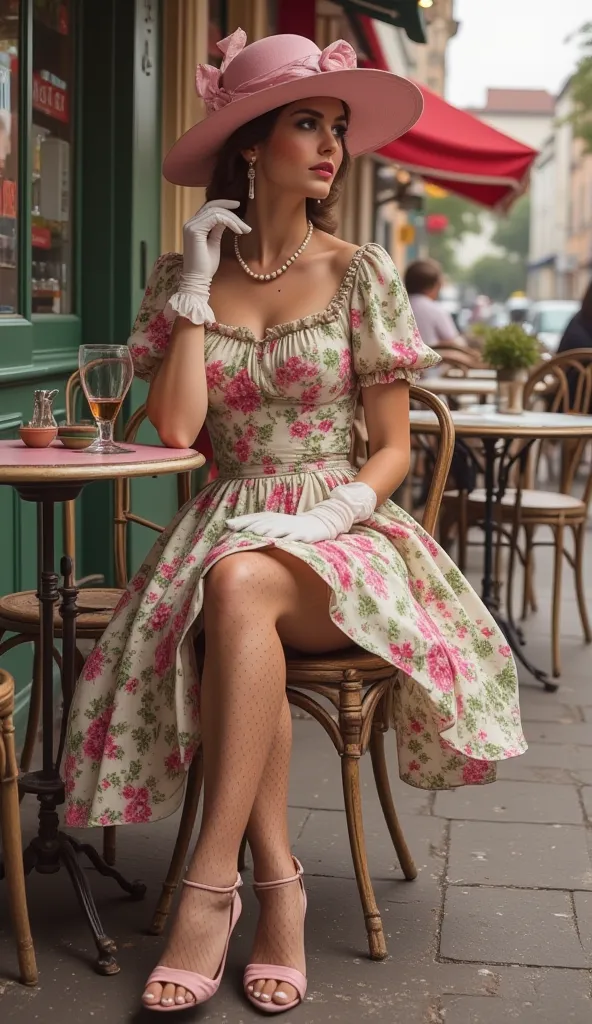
[359, 367, 423, 387]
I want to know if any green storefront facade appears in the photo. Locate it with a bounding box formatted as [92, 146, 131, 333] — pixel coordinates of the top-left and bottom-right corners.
[0, 0, 182, 734]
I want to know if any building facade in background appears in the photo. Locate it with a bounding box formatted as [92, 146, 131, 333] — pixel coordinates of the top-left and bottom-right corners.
[467, 88, 554, 151]
[528, 80, 592, 301]
[412, 0, 457, 96]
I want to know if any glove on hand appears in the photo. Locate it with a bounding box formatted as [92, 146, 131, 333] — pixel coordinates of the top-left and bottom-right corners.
[167, 200, 251, 325]
[225, 481, 377, 543]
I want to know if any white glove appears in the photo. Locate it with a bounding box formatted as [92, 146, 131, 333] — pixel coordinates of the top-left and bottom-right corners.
[226, 482, 377, 543]
[167, 200, 251, 325]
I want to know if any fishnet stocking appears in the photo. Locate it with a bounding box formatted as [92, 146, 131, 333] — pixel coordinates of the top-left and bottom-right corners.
[144, 553, 289, 1008]
[143, 550, 350, 1009]
[246, 697, 306, 1005]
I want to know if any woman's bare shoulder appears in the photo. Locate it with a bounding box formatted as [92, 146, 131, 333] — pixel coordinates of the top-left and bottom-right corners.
[314, 232, 362, 276]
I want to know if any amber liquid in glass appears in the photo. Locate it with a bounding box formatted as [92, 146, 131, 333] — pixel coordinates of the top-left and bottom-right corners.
[88, 398, 122, 422]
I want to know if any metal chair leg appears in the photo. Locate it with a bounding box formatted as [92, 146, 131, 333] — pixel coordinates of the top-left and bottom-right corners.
[149, 749, 203, 935]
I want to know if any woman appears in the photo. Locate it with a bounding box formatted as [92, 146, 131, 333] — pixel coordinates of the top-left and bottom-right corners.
[64, 30, 526, 1014]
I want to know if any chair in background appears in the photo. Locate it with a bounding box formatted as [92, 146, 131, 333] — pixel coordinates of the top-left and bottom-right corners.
[0, 668, 38, 986]
[148, 386, 455, 961]
[442, 349, 592, 677]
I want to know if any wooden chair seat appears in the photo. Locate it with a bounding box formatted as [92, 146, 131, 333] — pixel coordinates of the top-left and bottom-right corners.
[285, 646, 392, 679]
[0, 669, 38, 985]
[0, 588, 123, 636]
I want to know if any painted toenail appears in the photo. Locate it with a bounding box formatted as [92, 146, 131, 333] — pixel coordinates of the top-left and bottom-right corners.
[260, 994, 271, 1001]
[143, 993, 155, 1001]
[175, 996, 186, 1004]
[161, 998, 174, 1005]
[274, 992, 288, 1001]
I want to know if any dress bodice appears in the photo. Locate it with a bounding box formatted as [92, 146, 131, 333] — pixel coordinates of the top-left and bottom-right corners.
[128, 243, 441, 476]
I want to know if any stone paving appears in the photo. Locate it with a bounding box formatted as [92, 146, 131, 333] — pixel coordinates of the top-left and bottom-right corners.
[1, 544, 592, 1022]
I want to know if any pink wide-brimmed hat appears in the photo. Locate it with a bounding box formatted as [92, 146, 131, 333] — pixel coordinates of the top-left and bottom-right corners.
[163, 29, 423, 187]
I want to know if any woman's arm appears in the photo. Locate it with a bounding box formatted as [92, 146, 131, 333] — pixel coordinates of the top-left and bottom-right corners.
[146, 318, 208, 449]
[354, 380, 411, 505]
[142, 201, 250, 449]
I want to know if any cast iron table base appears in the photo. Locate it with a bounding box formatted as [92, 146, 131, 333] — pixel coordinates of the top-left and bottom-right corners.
[462, 436, 559, 693]
[1, 482, 146, 975]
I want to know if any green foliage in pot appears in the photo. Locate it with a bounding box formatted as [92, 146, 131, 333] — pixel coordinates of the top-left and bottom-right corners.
[482, 324, 540, 372]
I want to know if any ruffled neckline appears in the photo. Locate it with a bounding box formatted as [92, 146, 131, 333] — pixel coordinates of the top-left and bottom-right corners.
[205, 243, 374, 344]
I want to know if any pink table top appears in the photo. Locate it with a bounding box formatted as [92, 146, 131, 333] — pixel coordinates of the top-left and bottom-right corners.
[0, 441, 205, 485]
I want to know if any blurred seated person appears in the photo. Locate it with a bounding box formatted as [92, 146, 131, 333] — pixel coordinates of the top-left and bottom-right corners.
[404, 259, 474, 497]
[557, 280, 592, 355]
[557, 280, 592, 409]
[404, 259, 465, 356]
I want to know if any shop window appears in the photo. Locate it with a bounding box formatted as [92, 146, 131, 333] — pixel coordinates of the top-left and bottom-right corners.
[31, 0, 75, 314]
[0, 0, 19, 315]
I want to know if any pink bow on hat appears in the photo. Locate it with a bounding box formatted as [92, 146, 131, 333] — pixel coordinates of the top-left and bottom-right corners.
[195, 28, 357, 116]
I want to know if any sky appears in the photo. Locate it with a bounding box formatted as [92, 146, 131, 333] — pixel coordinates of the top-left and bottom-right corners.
[447, 0, 591, 108]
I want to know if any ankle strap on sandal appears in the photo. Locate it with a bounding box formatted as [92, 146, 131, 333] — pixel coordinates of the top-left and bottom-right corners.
[183, 871, 243, 894]
[253, 857, 304, 891]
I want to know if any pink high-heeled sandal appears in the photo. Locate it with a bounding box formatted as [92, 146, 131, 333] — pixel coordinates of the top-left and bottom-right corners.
[142, 873, 243, 1013]
[243, 857, 307, 1014]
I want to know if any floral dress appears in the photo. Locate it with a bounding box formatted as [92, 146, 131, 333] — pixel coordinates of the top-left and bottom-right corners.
[64, 243, 526, 828]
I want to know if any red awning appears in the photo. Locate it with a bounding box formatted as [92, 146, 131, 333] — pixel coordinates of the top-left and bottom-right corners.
[362, 19, 538, 210]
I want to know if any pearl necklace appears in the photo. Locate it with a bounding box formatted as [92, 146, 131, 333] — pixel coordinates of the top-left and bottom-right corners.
[234, 221, 314, 282]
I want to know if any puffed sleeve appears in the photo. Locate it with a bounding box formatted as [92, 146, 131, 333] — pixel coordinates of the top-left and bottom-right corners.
[351, 243, 441, 386]
[127, 252, 183, 381]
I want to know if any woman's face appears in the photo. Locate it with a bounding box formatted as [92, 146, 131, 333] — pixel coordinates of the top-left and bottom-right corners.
[250, 96, 347, 201]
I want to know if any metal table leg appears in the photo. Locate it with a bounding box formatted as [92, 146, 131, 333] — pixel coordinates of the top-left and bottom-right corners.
[0, 483, 146, 975]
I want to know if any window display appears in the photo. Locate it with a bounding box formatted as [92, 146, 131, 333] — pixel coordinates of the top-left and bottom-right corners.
[0, 1, 19, 315]
[32, 0, 74, 314]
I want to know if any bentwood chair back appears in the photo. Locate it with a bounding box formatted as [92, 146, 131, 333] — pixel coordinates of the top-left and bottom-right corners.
[147, 386, 455, 961]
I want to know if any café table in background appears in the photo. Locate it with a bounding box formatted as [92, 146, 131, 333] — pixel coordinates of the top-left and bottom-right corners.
[410, 408, 592, 692]
[0, 440, 204, 975]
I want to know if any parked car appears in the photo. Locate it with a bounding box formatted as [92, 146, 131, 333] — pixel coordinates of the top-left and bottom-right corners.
[524, 300, 580, 353]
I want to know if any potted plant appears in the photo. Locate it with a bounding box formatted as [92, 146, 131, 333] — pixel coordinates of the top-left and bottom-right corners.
[482, 324, 541, 413]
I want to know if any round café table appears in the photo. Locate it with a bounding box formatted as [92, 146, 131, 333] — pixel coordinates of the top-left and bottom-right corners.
[0, 439, 204, 975]
[409, 408, 592, 692]
[422, 376, 497, 403]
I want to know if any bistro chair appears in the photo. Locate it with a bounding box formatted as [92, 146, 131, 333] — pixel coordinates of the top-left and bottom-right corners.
[148, 386, 455, 961]
[0, 372, 195, 864]
[441, 349, 592, 677]
[0, 668, 38, 985]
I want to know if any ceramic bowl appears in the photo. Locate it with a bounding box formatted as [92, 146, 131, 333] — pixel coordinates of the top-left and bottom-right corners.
[19, 426, 58, 448]
[57, 424, 98, 450]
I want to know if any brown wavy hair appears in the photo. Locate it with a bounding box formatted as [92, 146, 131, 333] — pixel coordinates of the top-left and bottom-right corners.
[206, 104, 350, 235]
